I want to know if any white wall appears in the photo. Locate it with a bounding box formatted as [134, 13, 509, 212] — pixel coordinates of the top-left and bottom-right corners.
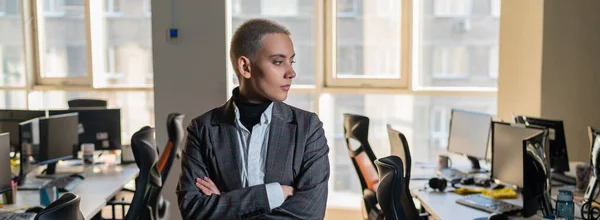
[152, 1, 228, 219]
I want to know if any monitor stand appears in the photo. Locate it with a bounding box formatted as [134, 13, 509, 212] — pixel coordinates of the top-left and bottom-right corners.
[551, 170, 576, 185]
[36, 162, 81, 179]
[466, 156, 487, 173]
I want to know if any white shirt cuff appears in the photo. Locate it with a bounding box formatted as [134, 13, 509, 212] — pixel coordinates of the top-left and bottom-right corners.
[265, 182, 285, 210]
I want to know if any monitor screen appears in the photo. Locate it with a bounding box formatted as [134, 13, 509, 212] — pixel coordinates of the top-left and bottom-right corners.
[45, 113, 78, 164]
[0, 133, 10, 194]
[48, 109, 121, 151]
[0, 110, 46, 152]
[491, 122, 546, 188]
[517, 116, 569, 172]
[19, 113, 78, 165]
[447, 109, 492, 159]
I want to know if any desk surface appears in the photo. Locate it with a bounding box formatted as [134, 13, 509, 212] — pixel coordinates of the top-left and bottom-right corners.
[410, 162, 584, 220]
[4, 163, 139, 220]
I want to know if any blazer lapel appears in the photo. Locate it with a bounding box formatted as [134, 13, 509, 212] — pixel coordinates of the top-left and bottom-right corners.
[210, 99, 243, 191]
[265, 102, 297, 183]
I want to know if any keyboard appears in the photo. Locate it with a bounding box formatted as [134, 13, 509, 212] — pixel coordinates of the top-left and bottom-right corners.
[456, 194, 521, 214]
[438, 168, 466, 180]
[0, 213, 36, 220]
[49, 176, 83, 192]
[551, 173, 576, 185]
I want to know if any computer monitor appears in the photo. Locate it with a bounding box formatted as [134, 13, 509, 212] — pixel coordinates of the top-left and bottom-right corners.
[522, 131, 553, 217]
[18, 113, 78, 179]
[491, 122, 546, 188]
[0, 133, 11, 194]
[515, 116, 570, 173]
[0, 110, 46, 152]
[447, 109, 492, 170]
[48, 109, 121, 151]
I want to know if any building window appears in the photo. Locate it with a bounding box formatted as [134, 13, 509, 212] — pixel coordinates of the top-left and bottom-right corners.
[337, 0, 357, 17]
[434, 0, 471, 17]
[44, 0, 64, 14]
[0, 0, 18, 15]
[489, 46, 499, 79]
[430, 106, 450, 149]
[260, 0, 298, 17]
[432, 46, 469, 79]
[336, 45, 360, 77]
[376, 0, 401, 18]
[105, 0, 120, 13]
[231, 0, 242, 15]
[491, 0, 501, 17]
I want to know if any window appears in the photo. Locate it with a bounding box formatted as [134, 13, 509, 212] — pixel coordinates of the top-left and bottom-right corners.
[434, 0, 471, 17]
[489, 46, 498, 79]
[491, 0, 501, 17]
[260, 0, 298, 17]
[376, 0, 401, 18]
[432, 46, 469, 79]
[231, 0, 241, 15]
[415, 0, 499, 88]
[0, 0, 155, 142]
[92, 0, 153, 87]
[430, 106, 450, 149]
[337, 0, 357, 17]
[336, 45, 360, 76]
[329, 0, 405, 87]
[43, 0, 63, 14]
[105, 0, 120, 13]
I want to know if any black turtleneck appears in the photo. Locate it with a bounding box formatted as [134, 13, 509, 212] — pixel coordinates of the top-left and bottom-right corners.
[233, 89, 272, 133]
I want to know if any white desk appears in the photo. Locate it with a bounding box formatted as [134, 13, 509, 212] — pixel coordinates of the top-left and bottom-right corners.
[4, 163, 139, 220]
[410, 162, 585, 220]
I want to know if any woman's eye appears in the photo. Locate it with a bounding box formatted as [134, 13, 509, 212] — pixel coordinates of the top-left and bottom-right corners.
[291, 61, 296, 65]
[274, 61, 283, 65]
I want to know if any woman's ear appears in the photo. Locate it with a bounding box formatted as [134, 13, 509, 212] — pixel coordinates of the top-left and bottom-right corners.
[238, 56, 252, 79]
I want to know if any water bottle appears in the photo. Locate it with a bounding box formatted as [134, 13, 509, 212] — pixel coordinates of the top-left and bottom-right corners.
[555, 190, 574, 220]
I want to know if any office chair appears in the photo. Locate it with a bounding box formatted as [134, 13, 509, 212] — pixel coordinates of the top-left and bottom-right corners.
[386, 125, 412, 183]
[375, 156, 423, 220]
[34, 193, 84, 220]
[148, 113, 185, 220]
[107, 127, 161, 220]
[68, 99, 108, 109]
[343, 113, 382, 220]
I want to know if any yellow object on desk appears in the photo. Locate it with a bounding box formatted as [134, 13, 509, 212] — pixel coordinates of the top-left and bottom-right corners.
[453, 187, 518, 199]
[482, 188, 518, 199]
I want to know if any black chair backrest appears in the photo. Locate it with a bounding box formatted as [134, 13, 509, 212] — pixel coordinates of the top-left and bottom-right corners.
[343, 113, 379, 192]
[375, 156, 420, 220]
[148, 113, 185, 219]
[387, 125, 412, 182]
[126, 126, 161, 220]
[68, 99, 108, 109]
[34, 193, 84, 220]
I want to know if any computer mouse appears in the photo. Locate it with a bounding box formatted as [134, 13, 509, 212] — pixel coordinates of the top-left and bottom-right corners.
[461, 176, 475, 185]
[488, 212, 509, 220]
[25, 206, 44, 213]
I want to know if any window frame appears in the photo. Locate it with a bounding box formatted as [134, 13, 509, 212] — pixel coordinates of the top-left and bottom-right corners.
[24, 0, 153, 90]
[491, 0, 501, 18]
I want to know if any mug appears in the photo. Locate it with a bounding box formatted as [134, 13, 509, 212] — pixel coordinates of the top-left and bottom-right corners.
[1, 180, 16, 204]
[81, 143, 95, 166]
[576, 164, 592, 192]
[438, 155, 452, 170]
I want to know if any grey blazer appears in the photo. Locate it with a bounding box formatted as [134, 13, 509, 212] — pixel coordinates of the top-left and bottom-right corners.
[177, 98, 330, 220]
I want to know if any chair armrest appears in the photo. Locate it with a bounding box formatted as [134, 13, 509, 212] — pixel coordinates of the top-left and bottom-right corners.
[121, 187, 135, 193]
